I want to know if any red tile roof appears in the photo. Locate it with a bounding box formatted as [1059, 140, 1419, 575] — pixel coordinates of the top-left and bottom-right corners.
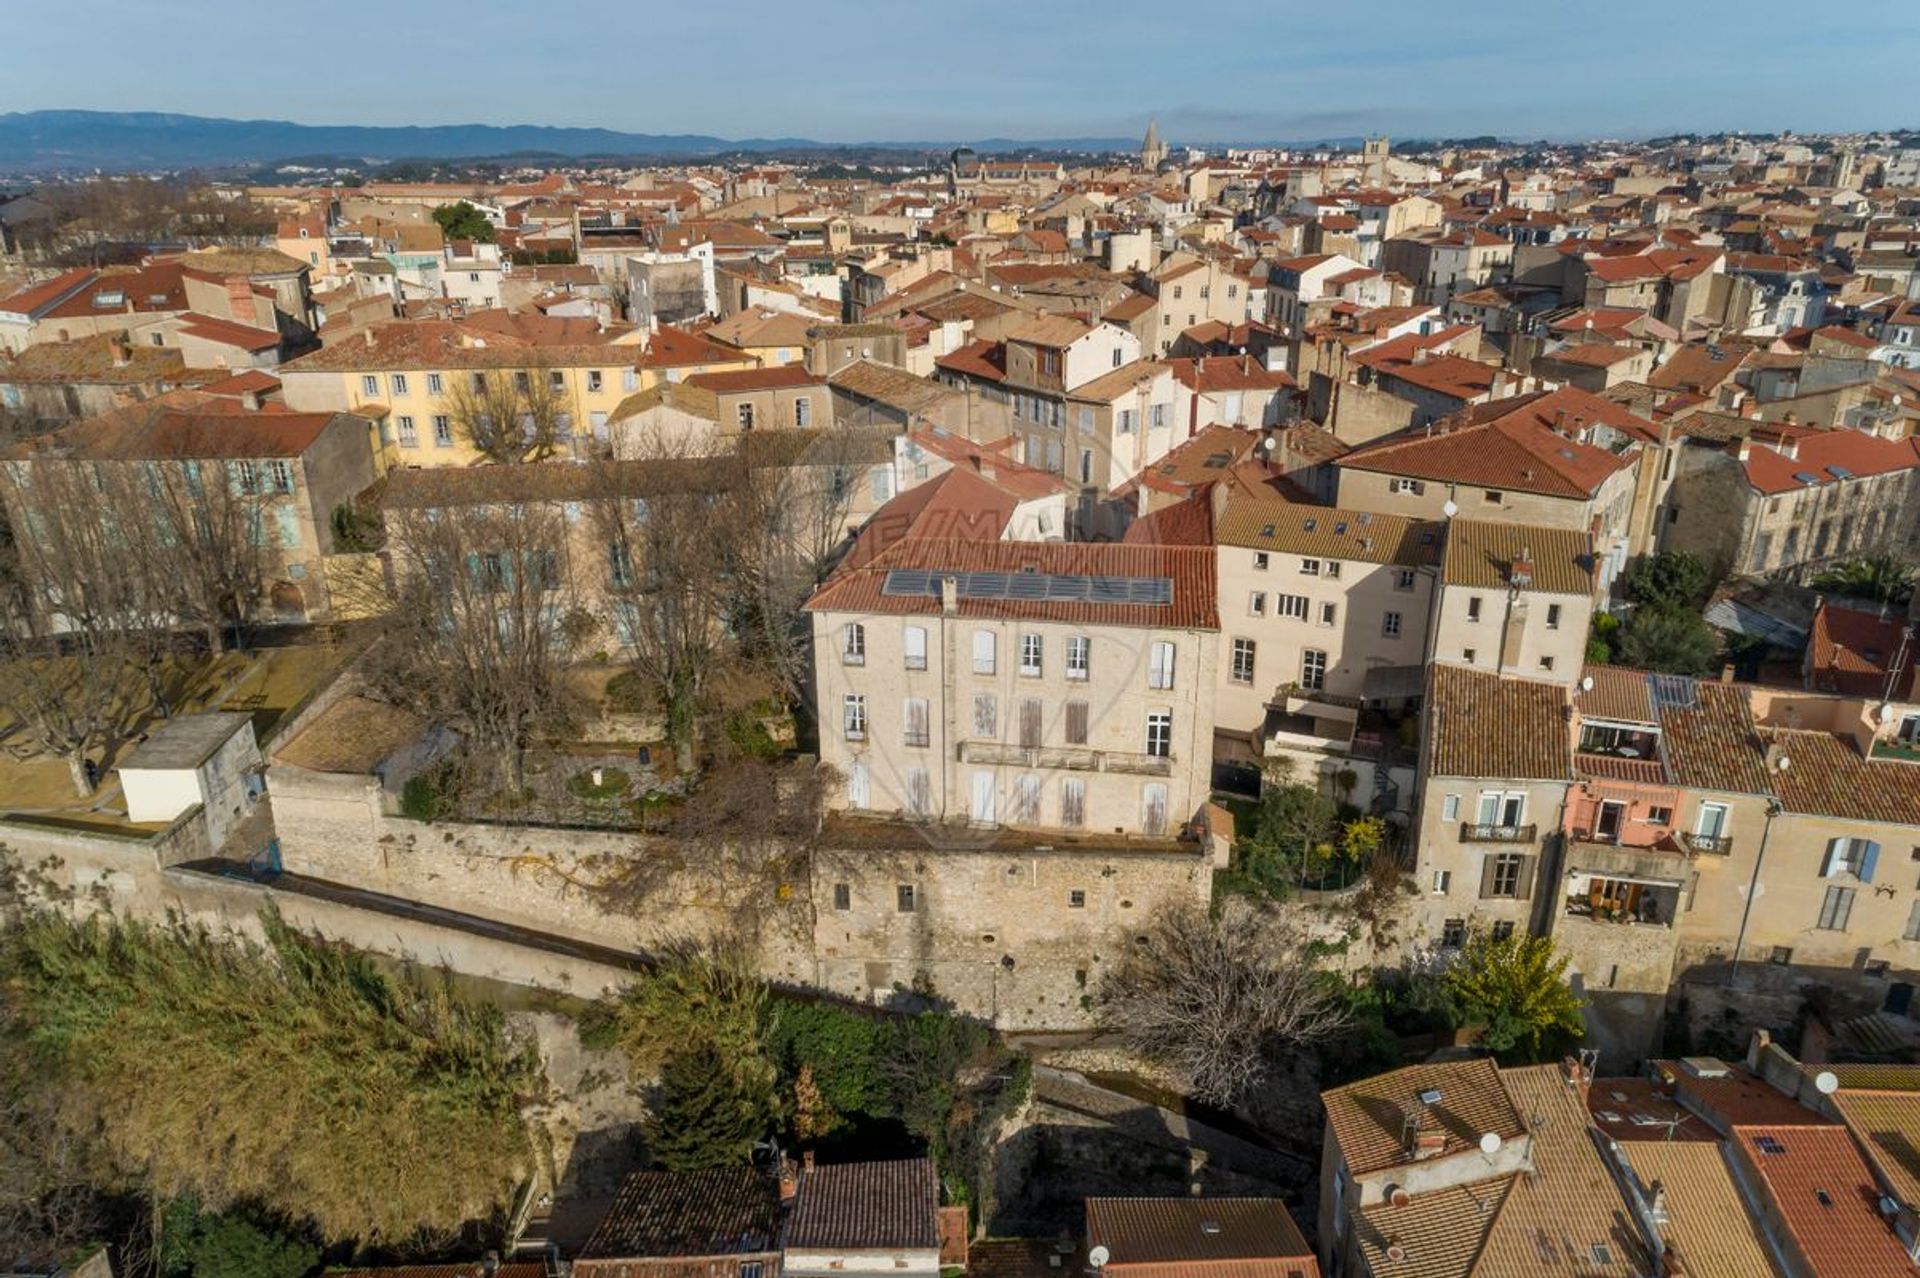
[1732, 1125, 1919, 1278]
[687, 365, 819, 393]
[1807, 600, 1918, 698]
[935, 338, 1008, 383]
[1086, 1198, 1317, 1278]
[806, 537, 1218, 631]
[0, 267, 94, 315]
[1741, 428, 1920, 496]
[178, 313, 283, 351]
[1167, 355, 1296, 393]
[1340, 392, 1635, 499]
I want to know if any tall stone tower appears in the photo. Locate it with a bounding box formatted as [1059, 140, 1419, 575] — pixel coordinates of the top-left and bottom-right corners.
[1362, 136, 1390, 185]
[1141, 120, 1167, 171]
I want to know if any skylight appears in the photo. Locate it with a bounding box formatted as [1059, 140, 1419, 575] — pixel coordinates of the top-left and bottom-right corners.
[1757, 1136, 1787, 1155]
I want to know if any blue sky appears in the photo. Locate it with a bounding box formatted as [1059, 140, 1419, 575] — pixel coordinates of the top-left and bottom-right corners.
[6, 0, 1918, 144]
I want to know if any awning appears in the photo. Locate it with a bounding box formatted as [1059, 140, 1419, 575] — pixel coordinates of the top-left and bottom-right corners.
[1361, 663, 1427, 703]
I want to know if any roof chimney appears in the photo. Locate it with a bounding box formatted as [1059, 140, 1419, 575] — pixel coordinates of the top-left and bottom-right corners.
[1413, 346, 1430, 365]
[940, 576, 960, 615]
[363, 326, 376, 348]
[1510, 547, 1534, 588]
[110, 335, 131, 368]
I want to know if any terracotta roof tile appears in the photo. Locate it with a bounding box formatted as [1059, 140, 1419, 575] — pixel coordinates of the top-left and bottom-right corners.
[580, 1167, 781, 1262]
[1617, 1143, 1783, 1278]
[1216, 493, 1440, 568]
[805, 537, 1218, 631]
[1354, 1176, 1510, 1278]
[1340, 393, 1634, 500]
[1731, 1125, 1918, 1278]
[1472, 1065, 1649, 1277]
[1426, 665, 1571, 781]
[1758, 728, 1920, 826]
[1440, 520, 1593, 596]
[784, 1158, 937, 1251]
[1323, 1059, 1526, 1178]
[1807, 600, 1917, 698]
[1657, 681, 1772, 796]
[1084, 1197, 1316, 1278]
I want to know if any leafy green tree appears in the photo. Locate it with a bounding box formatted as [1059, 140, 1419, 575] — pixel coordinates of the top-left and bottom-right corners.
[1620, 552, 1710, 609]
[1444, 933, 1585, 1063]
[1811, 555, 1915, 606]
[161, 1195, 316, 1278]
[1617, 604, 1719, 675]
[1233, 780, 1338, 894]
[765, 1001, 882, 1117]
[646, 1042, 779, 1171]
[0, 906, 540, 1244]
[431, 200, 495, 243]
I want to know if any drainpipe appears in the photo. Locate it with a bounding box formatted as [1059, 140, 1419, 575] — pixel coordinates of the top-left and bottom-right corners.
[1728, 799, 1783, 985]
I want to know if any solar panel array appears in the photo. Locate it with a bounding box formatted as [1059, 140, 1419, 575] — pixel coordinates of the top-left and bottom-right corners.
[880, 568, 1174, 606]
[1648, 673, 1698, 712]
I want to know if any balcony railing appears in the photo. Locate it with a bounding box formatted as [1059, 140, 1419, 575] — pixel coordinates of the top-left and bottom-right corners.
[1460, 822, 1537, 844]
[956, 740, 1172, 776]
[1685, 833, 1733, 856]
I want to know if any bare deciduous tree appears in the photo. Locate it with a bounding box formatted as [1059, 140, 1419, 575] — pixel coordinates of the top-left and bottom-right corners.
[0, 460, 174, 795]
[730, 430, 878, 705]
[443, 367, 572, 463]
[1102, 898, 1349, 1104]
[367, 498, 587, 792]
[585, 446, 738, 771]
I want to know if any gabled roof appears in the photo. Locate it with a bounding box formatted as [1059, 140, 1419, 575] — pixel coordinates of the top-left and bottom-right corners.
[1322, 1058, 1527, 1177]
[1426, 664, 1571, 781]
[1731, 1126, 1917, 1278]
[580, 1167, 781, 1262]
[1441, 520, 1593, 595]
[1084, 1198, 1316, 1278]
[1167, 355, 1296, 393]
[1471, 1065, 1650, 1278]
[1807, 599, 1917, 699]
[9, 404, 341, 462]
[687, 364, 820, 393]
[1740, 428, 1920, 496]
[1340, 392, 1635, 499]
[1216, 494, 1439, 568]
[806, 537, 1218, 631]
[783, 1158, 938, 1251]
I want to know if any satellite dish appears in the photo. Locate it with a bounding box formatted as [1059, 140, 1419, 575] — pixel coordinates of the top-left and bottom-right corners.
[1442, 499, 1460, 518]
[1815, 1071, 1840, 1095]
[1088, 1247, 1111, 1270]
[1479, 1131, 1503, 1155]
[1580, 675, 1595, 692]
[1776, 755, 1792, 771]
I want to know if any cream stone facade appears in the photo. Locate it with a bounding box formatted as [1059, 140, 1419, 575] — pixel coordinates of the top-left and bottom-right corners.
[806, 542, 1219, 841]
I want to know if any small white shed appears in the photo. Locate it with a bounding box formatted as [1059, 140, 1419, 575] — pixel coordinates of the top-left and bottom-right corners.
[118, 711, 263, 851]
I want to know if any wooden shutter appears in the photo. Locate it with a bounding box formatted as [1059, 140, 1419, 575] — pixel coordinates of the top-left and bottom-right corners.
[1514, 855, 1534, 901]
[1861, 841, 1882, 883]
[1142, 784, 1168, 837]
[1066, 700, 1089, 745]
[1020, 699, 1043, 748]
[1820, 838, 1841, 877]
[1061, 779, 1086, 828]
[1479, 853, 1500, 899]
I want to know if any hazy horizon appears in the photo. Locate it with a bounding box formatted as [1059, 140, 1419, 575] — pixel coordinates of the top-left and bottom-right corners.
[5, 0, 1917, 147]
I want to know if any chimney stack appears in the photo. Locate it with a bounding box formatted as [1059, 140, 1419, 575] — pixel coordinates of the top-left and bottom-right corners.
[110, 335, 131, 368]
[940, 576, 959, 615]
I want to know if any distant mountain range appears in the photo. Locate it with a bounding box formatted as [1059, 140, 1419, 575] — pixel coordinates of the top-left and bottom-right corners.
[0, 110, 1147, 171]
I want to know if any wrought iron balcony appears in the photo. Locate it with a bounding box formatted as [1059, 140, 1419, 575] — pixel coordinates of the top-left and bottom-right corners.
[1684, 833, 1733, 856]
[1459, 822, 1537, 844]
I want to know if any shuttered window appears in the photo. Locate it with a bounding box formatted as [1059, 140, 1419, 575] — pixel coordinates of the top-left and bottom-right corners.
[1065, 700, 1089, 745]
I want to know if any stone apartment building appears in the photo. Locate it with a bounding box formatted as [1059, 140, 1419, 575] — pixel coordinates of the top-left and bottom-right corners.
[805, 536, 1219, 840]
[1409, 656, 1920, 1064]
[279, 319, 751, 469]
[1429, 520, 1595, 683]
[1143, 254, 1255, 355]
[1209, 492, 1438, 753]
[0, 397, 378, 625]
[1334, 387, 1647, 595]
[1662, 424, 1920, 580]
